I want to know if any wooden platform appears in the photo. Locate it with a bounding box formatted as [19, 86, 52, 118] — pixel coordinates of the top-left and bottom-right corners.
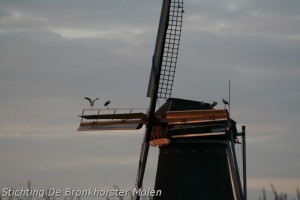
[77, 108, 228, 132]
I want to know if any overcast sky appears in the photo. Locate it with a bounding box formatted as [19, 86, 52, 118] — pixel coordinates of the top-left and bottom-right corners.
[0, 0, 300, 199]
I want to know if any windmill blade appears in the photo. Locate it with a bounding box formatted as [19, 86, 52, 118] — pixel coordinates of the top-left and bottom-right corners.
[135, 0, 184, 200]
[147, 0, 184, 99]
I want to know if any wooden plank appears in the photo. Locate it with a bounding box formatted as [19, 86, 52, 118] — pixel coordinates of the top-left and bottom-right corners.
[163, 109, 228, 124]
[166, 109, 228, 119]
[79, 119, 146, 126]
[80, 112, 147, 120]
[227, 148, 241, 200]
[165, 118, 227, 125]
[77, 123, 143, 131]
[171, 132, 225, 138]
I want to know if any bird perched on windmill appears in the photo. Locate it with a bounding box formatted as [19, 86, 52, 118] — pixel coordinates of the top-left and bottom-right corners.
[222, 98, 229, 108]
[84, 97, 99, 108]
[104, 100, 111, 109]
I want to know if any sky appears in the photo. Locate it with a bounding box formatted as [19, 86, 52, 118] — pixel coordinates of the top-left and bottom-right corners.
[0, 0, 300, 199]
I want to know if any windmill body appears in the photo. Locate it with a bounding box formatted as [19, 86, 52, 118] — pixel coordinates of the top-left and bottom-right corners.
[151, 98, 242, 200]
[78, 0, 247, 200]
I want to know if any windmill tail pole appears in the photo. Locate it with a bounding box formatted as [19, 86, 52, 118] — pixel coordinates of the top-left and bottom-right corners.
[229, 128, 244, 200]
[242, 125, 247, 200]
[229, 80, 231, 116]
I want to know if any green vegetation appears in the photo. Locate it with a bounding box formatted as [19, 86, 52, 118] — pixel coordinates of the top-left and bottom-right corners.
[258, 184, 300, 200]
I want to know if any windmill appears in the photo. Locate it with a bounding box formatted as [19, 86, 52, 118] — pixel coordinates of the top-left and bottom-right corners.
[78, 0, 247, 200]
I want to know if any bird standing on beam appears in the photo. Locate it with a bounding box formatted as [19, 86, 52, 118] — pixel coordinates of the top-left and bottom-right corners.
[84, 97, 99, 108]
[222, 99, 229, 109]
[104, 100, 111, 109]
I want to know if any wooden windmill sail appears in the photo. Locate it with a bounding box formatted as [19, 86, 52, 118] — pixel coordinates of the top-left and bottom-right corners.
[78, 0, 247, 200]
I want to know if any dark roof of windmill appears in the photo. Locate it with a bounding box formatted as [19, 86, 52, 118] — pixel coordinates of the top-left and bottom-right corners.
[156, 98, 212, 115]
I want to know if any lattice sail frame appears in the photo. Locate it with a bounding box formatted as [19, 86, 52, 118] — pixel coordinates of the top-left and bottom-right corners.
[147, 0, 184, 100]
[158, 0, 184, 99]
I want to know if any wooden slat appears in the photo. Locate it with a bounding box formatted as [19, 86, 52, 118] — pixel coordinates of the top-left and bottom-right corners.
[80, 112, 147, 120]
[172, 132, 225, 138]
[166, 109, 228, 118]
[162, 117, 227, 125]
[163, 109, 228, 124]
[79, 119, 146, 127]
[77, 123, 143, 131]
